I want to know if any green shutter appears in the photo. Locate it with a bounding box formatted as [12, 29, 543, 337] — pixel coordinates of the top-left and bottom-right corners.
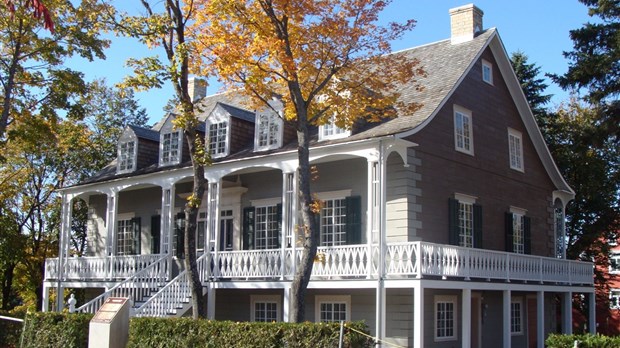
[131, 217, 141, 255]
[345, 196, 362, 245]
[175, 212, 185, 258]
[276, 204, 282, 248]
[524, 216, 532, 254]
[151, 215, 161, 254]
[505, 212, 514, 252]
[448, 198, 459, 245]
[243, 207, 255, 250]
[473, 203, 482, 248]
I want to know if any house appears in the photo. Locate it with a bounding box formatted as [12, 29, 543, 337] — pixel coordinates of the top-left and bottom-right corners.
[42, 4, 595, 348]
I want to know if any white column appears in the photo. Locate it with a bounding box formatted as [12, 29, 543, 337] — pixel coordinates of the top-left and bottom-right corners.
[207, 181, 221, 275]
[375, 143, 387, 343]
[283, 286, 290, 322]
[366, 159, 378, 279]
[503, 290, 511, 348]
[588, 292, 596, 334]
[207, 283, 216, 319]
[42, 285, 49, 312]
[56, 194, 72, 312]
[281, 172, 293, 279]
[106, 190, 118, 257]
[536, 291, 544, 348]
[462, 288, 471, 348]
[413, 284, 424, 348]
[160, 184, 173, 256]
[563, 292, 572, 334]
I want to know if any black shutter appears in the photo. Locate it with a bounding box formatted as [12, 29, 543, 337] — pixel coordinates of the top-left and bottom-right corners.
[243, 207, 255, 250]
[448, 198, 459, 245]
[524, 216, 532, 254]
[151, 215, 161, 254]
[175, 212, 185, 258]
[276, 204, 283, 248]
[505, 212, 514, 252]
[131, 217, 141, 255]
[473, 203, 482, 248]
[345, 196, 362, 245]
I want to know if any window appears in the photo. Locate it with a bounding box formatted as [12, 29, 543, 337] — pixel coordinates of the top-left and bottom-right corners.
[116, 216, 140, 255]
[511, 299, 523, 334]
[449, 194, 481, 248]
[320, 198, 347, 246]
[506, 208, 531, 254]
[610, 253, 620, 274]
[243, 200, 281, 250]
[434, 295, 457, 341]
[482, 59, 493, 85]
[173, 212, 185, 258]
[315, 295, 350, 323]
[512, 213, 525, 254]
[118, 141, 135, 173]
[160, 131, 181, 166]
[319, 116, 350, 141]
[508, 128, 524, 171]
[196, 210, 207, 252]
[208, 121, 228, 157]
[454, 105, 474, 155]
[610, 289, 620, 309]
[251, 295, 281, 322]
[255, 111, 282, 151]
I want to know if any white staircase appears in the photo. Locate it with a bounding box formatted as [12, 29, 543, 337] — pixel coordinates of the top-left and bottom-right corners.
[76, 253, 210, 318]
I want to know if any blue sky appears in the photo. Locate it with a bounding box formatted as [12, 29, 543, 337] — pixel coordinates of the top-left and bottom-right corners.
[74, 1, 593, 124]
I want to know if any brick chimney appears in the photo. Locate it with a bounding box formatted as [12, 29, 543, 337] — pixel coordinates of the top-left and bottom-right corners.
[449, 4, 484, 44]
[188, 77, 207, 102]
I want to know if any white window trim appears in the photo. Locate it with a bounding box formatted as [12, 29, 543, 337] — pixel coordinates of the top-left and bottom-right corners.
[319, 116, 351, 141]
[250, 295, 281, 322]
[610, 253, 620, 274]
[315, 295, 351, 322]
[254, 109, 283, 152]
[315, 190, 352, 201]
[454, 193, 477, 204]
[510, 298, 524, 335]
[117, 139, 137, 174]
[508, 128, 524, 172]
[434, 295, 458, 342]
[610, 289, 620, 309]
[250, 197, 282, 207]
[159, 130, 183, 167]
[453, 105, 474, 156]
[482, 59, 493, 85]
[206, 111, 231, 159]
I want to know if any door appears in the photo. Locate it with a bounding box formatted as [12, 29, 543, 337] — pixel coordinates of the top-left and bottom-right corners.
[151, 215, 161, 254]
[527, 298, 537, 348]
[471, 294, 482, 348]
[220, 210, 233, 251]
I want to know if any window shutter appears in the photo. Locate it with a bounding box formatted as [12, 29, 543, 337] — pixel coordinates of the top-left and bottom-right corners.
[243, 207, 256, 250]
[505, 212, 514, 252]
[473, 203, 482, 248]
[524, 216, 532, 254]
[345, 196, 362, 245]
[151, 215, 161, 254]
[276, 204, 283, 248]
[175, 212, 185, 258]
[448, 198, 459, 245]
[131, 217, 141, 255]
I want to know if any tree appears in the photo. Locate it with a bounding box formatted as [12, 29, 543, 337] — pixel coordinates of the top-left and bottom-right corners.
[0, 0, 110, 143]
[192, 0, 423, 321]
[5, 0, 54, 33]
[510, 51, 553, 132]
[111, 0, 209, 319]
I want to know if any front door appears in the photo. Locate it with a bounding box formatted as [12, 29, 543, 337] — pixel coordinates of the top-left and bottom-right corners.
[527, 298, 537, 348]
[471, 294, 482, 348]
[219, 210, 233, 251]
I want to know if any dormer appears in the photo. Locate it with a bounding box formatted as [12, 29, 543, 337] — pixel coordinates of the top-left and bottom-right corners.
[206, 102, 255, 159]
[319, 117, 351, 141]
[254, 98, 284, 152]
[116, 125, 159, 174]
[159, 114, 184, 167]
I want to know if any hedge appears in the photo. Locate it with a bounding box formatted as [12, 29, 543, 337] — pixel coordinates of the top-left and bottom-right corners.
[20, 312, 93, 348]
[0, 309, 26, 348]
[546, 333, 620, 348]
[127, 318, 374, 348]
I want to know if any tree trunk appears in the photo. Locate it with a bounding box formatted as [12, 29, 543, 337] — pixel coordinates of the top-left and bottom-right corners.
[1, 262, 16, 310]
[290, 108, 319, 322]
[184, 127, 207, 319]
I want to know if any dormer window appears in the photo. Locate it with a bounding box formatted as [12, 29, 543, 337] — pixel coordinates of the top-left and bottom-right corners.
[208, 121, 228, 157]
[319, 116, 350, 141]
[254, 99, 283, 152]
[118, 140, 136, 173]
[160, 131, 182, 166]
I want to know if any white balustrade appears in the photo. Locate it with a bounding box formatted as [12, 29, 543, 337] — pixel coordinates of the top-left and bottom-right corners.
[76, 255, 168, 314]
[216, 250, 282, 278]
[44, 254, 163, 281]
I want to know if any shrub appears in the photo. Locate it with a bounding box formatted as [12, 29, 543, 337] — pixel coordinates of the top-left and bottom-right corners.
[546, 333, 620, 348]
[0, 309, 26, 348]
[20, 312, 93, 348]
[127, 318, 374, 348]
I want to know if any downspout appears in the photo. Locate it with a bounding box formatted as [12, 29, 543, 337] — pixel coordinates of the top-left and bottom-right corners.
[375, 141, 387, 343]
